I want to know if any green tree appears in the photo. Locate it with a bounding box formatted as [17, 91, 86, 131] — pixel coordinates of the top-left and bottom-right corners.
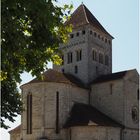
[1, 0, 72, 129]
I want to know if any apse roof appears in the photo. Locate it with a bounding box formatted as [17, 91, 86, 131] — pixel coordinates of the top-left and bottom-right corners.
[21, 69, 86, 89]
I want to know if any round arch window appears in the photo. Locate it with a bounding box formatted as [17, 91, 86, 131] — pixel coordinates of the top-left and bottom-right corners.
[131, 106, 139, 123]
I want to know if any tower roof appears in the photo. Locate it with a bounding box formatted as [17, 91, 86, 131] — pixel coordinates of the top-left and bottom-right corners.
[65, 4, 113, 38]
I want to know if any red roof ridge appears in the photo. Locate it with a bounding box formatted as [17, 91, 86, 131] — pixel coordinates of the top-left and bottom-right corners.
[20, 69, 87, 89]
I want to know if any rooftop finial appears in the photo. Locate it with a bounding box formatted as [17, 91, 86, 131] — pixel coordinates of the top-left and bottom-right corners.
[81, 1, 84, 5]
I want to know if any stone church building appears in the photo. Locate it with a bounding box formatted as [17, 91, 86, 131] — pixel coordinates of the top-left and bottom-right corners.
[9, 4, 139, 140]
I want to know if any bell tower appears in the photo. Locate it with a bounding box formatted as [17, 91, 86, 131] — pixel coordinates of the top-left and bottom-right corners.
[53, 4, 114, 84]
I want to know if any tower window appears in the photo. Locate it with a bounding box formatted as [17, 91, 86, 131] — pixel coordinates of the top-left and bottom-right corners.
[76, 32, 79, 36]
[70, 34, 74, 38]
[96, 66, 98, 74]
[105, 55, 109, 66]
[76, 50, 82, 61]
[27, 93, 32, 134]
[82, 30, 85, 35]
[90, 30, 92, 34]
[98, 34, 100, 39]
[108, 40, 111, 45]
[99, 53, 103, 64]
[75, 65, 78, 74]
[92, 50, 97, 61]
[101, 37, 104, 41]
[67, 52, 73, 64]
[105, 38, 107, 43]
[94, 32, 97, 37]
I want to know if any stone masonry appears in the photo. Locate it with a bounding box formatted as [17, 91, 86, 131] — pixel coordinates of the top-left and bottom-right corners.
[9, 4, 139, 140]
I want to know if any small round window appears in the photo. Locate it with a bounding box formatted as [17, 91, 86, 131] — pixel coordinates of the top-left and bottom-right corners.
[131, 106, 138, 123]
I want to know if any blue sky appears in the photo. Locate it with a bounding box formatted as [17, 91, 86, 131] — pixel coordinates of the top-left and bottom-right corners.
[1, 0, 139, 139]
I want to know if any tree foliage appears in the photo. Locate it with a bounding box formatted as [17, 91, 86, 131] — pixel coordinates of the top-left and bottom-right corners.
[1, 0, 73, 129]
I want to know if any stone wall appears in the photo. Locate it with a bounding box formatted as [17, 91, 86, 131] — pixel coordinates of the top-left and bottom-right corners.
[53, 25, 90, 84]
[9, 125, 21, 140]
[123, 70, 139, 129]
[88, 25, 112, 83]
[70, 126, 121, 140]
[53, 24, 113, 84]
[123, 128, 139, 140]
[21, 82, 88, 140]
[91, 70, 139, 140]
[91, 79, 124, 125]
[10, 133, 21, 140]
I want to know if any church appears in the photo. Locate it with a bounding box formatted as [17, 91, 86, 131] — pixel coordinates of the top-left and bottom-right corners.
[9, 4, 139, 140]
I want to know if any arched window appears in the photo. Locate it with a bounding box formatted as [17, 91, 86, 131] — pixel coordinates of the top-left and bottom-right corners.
[27, 92, 32, 134]
[67, 52, 73, 64]
[92, 50, 97, 61]
[105, 55, 109, 66]
[76, 50, 82, 61]
[105, 38, 107, 43]
[75, 65, 78, 74]
[99, 53, 103, 64]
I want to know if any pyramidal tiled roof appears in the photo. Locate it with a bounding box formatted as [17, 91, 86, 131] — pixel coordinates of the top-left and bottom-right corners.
[65, 4, 113, 38]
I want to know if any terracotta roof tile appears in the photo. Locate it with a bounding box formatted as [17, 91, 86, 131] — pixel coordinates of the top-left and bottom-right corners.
[22, 69, 87, 89]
